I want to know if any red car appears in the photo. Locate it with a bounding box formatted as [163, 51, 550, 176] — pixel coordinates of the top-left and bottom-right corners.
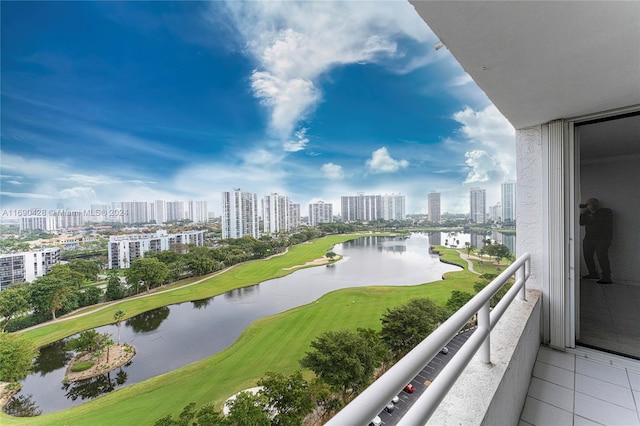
[403, 384, 415, 393]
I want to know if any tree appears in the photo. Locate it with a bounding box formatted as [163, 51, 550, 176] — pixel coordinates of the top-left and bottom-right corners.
[300, 328, 385, 401]
[48, 264, 85, 289]
[105, 272, 125, 301]
[257, 371, 315, 426]
[0, 285, 30, 331]
[113, 310, 126, 345]
[28, 274, 74, 320]
[225, 391, 271, 426]
[484, 243, 512, 265]
[0, 332, 37, 382]
[473, 273, 510, 308]
[65, 329, 104, 354]
[446, 290, 475, 313]
[80, 286, 102, 307]
[67, 259, 101, 282]
[380, 298, 449, 359]
[154, 403, 226, 426]
[326, 251, 337, 261]
[125, 258, 169, 293]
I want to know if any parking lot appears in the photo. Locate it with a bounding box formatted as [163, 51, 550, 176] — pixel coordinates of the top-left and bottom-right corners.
[376, 328, 474, 425]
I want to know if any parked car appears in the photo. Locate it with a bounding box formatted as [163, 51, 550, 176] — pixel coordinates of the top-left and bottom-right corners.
[369, 415, 382, 426]
[440, 346, 449, 355]
[385, 402, 395, 412]
[392, 394, 400, 403]
[404, 383, 415, 393]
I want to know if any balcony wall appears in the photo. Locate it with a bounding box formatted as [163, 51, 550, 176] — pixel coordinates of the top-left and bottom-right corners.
[427, 289, 541, 425]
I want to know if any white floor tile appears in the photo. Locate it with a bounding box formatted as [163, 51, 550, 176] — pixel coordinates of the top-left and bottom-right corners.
[576, 357, 629, 387]
[521, 396, 573, 426]
[533, 361, 575, 389]
[537, 346, 576, 371]
[574, 392, 640, 426]
[527, 376, 574, 411]
[575, 373, 636, 410]
[574, 415, 605, 426]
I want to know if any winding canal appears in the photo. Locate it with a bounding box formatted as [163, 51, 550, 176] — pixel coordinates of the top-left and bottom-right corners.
[6, 234, 461, 416]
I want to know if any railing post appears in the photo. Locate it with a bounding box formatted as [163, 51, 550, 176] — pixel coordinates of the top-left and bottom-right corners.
[517, 264, 527, 300]
[478, 301, 490, 363]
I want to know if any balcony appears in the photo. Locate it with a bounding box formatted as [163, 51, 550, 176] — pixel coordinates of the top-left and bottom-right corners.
[329, 254, 640, 425]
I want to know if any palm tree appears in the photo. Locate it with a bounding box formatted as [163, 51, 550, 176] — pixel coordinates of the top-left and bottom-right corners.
[113, 310, 126, 346]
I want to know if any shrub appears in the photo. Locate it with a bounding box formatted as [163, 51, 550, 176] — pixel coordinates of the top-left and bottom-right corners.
[70, 361, 94, 372]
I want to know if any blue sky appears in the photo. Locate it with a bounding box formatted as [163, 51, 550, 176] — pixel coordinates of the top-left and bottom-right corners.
[1, 1, 515, 216]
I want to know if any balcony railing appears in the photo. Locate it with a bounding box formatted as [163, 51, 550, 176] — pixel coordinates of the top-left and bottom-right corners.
[327, 253, 532, 426]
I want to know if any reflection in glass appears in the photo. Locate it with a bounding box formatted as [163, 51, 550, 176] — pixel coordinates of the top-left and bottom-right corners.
[125, 307, 170, 333]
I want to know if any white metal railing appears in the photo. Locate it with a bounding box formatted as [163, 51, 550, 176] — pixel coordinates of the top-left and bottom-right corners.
[327, 253, 531, 426]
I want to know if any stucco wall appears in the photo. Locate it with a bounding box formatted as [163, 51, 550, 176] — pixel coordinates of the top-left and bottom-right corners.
[515, 126, 544, 292]
[580, 156, 640, 285]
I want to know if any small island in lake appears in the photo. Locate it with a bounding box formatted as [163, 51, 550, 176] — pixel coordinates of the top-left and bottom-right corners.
[64, 344, 136, 382]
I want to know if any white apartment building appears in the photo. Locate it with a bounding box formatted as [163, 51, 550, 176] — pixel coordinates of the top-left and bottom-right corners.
[166, 201, 185, 223]
[501, 180, 517, 222]
[341, 193, 383, 222]
[20, 215, 57, 232]
[0, 247, 61, 290]
[308, 201, 333, 226]
[489, 202, 502, 222]
[154, 200, 167, 224]
[289, 203, 301, 230]
[427, 191, 441, 223]
[108, 230, 205, 269]
[262, 193, 290, 235]
[381, 194, 406, 221]
[469, 187, 487, 223]
[187, 201, 208, 223]
[222, 189, 259, 239]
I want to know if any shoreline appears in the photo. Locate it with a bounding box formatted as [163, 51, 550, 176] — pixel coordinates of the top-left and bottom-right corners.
[64, 344, 136, 383]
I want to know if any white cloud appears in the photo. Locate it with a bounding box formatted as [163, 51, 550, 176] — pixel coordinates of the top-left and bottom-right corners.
[283, 128, 310, 152]
[58, 186, 98, 201]
[366, 147, 409, 174]
[463, 150, 501, 183]
[217, 1, 435, 141]
[321, 163, 344, 180]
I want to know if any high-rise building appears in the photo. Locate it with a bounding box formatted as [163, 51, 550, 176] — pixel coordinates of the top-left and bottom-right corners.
[309, 201, 333, 226]
[501, 180, 517, 222]
[262, 193, 290, 234]
[222, 189, 259, 239]
[470, 187, 487, 223]
[20, 215, 57, 232]
[188, 201, 208, 223]
[341, 193, 382, 222]
[154, 200, 167, 224]
[490, 202, 502, 222]
[108, 230, 205, 269]
[428, 191, 441, 223]
[289, 203, 301, 230]
[166, 201, 185, 222]
[381, 194, 406, 220]
[0, 248, 61, 290]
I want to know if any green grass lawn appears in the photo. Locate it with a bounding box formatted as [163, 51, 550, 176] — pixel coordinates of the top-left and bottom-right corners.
[2, 240, 483, 425]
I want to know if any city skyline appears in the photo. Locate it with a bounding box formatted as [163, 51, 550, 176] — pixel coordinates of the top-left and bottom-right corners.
[1, 2, 515, 215]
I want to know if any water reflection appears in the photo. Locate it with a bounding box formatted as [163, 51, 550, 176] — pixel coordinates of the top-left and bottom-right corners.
[191, 298, 212, 310]
[62, 367, 129, 401]
[125, 306, 170, 333]
[3, 394, 42, 417]
[32, 340, 72, 376]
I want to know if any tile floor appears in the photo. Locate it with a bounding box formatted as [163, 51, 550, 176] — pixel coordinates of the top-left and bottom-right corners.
[519, 346, 640, 426]
[578, 280, 640, 359]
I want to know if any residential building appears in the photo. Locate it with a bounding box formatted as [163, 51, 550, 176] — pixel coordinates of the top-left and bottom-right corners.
[154, 200, 167, 225]
[289, 203, 301, 230]
[121, 201, 150, 224]
[469, 187, 486, 223]
[334, 3, 640, 425]
[341, 193, 382, 222]
[20, 215, 57, 232]
[0, 248, 60, 290]
[52, 209, 85, 229]
[501, 180, 517, 223]
[308, 201, 333, 226]
[262, 193, 290, 234]
[427, 191, 441, 223]
[489, 202, 501, 223]
[222, 189, 259, 239]
[187, 201, 208, 223]
[166, 201, 185, 222]
[381, 194, 405, 221]
[107, 230, 205, 269]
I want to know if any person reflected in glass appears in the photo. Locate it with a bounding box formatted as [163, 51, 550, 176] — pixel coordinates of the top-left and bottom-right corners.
[580, 197, 613, 284]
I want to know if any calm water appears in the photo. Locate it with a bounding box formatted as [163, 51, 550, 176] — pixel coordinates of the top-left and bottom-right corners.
[6, 234, 461, 416]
